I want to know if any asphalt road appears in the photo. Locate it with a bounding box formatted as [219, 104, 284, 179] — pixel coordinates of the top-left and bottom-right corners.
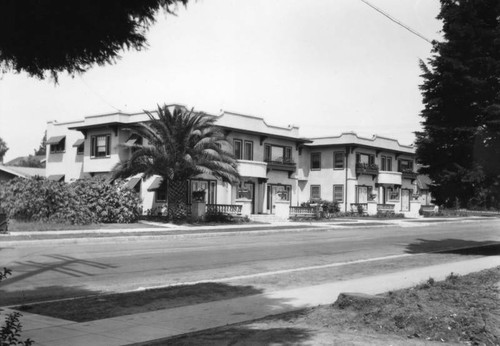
[1, 218, 499, 306]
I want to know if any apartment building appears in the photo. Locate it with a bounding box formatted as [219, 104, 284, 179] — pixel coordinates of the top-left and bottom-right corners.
[45, 107, 426, 217]
[45, 107, 310, 215]
[298, 132, 418, 213]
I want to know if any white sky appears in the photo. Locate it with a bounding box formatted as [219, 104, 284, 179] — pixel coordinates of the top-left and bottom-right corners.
[0, 0, 442, 162]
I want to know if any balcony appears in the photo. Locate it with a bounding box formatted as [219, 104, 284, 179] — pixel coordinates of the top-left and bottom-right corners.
[400, 168, 418, 182]
[265, 157, 297, 177]
[377, 171, 402, 185]
[237, 160, 267, 178]
[356, 162, 379, 178]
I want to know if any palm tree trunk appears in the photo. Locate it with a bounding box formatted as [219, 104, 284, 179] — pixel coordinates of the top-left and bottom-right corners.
[167, 179, 188, 219]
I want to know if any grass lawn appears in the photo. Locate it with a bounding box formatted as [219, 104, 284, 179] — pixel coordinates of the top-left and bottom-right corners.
[7, 219, 159, 232]
[15, 283, 262, 322]
[149, 267, 500, 345]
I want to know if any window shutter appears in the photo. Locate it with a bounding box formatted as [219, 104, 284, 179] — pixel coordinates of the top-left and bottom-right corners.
[91, 137, 96, 157]
[106, 135, 111, 156]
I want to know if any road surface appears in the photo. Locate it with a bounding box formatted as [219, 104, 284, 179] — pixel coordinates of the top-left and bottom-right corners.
[1, 218, 499, 305]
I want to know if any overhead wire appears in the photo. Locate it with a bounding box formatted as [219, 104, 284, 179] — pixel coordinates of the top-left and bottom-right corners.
[359, 0, 433, 44]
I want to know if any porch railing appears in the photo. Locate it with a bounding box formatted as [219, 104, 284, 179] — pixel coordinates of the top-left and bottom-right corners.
[289, 206, 317, 218]
[206, 204, 242, 215]
[377, 204, 395, 213]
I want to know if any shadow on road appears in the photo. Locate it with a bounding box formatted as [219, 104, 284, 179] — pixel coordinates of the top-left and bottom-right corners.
[10, 282, 266, 322]
[158, 326, 313, 346]
[405, 239, 500, 256]
[1, 254, 118, 287]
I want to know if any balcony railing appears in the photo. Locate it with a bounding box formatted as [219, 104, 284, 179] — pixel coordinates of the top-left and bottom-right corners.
[356, 163, 379, 176]
[265, 157, 296, 173]
[206, 204, 242, 215]
[400, 168, 418, 181]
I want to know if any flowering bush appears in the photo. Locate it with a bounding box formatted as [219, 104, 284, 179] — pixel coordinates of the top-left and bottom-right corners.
[0, 177, 141, 225]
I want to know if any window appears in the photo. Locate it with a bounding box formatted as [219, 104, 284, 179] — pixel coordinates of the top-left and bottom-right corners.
[91, 134, 111, 157]
[244, 141, 253, 160]
[284, 147, 292, 162]
[356, 153, 374, 164]
[334, 152, 345, 169]
[310, 185, 321, 200]
[234, 139, 242, 159]
[264, 144, 271, 161]
[333, 185, 344, 202]
[156, 189, 167, 202]
[311, 152, 321, 170]
[398, 159, 414, 172]
[381, 156, 392, 171]
[77, 143, 84, 155]
[49, 138, 66, 153]
[386, 186, 400, 201]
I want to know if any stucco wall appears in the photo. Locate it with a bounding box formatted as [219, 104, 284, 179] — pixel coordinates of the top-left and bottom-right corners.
[46, 121, 85, 182]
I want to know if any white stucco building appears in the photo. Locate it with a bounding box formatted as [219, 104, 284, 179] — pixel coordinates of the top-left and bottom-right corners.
[45, 106, 430, 218]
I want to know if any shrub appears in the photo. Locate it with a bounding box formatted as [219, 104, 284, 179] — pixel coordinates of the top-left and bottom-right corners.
[0, 177, 141, 225]
[204, 211, 233, 223]
[0, 269, 33, 346]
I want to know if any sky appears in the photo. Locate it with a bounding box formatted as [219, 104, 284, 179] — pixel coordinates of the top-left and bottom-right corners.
[0, 0, 443, 162]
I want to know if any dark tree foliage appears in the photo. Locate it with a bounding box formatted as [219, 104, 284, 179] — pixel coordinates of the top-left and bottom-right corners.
[0, 137, 8, 162]
[34, 131, 47, 156]
[0, 0, 187, 81]
[416, 0, 500, 209]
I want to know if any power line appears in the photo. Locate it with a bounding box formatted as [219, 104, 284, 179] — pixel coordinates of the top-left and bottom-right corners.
[79, 76, 122, 112]
[359, 0, 433, 44]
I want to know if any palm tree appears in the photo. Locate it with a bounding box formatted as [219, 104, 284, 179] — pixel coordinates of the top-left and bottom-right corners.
[112, 104, 240, 218]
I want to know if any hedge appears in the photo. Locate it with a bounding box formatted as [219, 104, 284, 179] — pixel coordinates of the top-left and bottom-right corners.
[0, 177, 142, 225]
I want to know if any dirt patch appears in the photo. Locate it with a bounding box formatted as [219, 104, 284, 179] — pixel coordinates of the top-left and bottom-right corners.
[151, 267, 500, 346]
[14, 283, 263, 322]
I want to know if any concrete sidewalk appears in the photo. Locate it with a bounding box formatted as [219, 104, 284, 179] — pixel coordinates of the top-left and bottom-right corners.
[1, 216, 490, 247]
[4, 255, 499, 346]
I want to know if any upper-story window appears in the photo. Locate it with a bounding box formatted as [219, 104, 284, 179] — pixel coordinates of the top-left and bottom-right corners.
[284, 147, 292, 162]
[311, 152, 321, 170]
[72, 139, 84, 155]
[126, 134, 143, 153]
[234, 139, 242, 160]
[334, 152, 345, 169]
[244, 141, 253, 160]
[381, 155, 392, 171]
[356, 153, 375, 165]
[76, 143, 84, 155]
[398, 159, 414, 172]
[48, 136, 66, 153]
[91, 134, 111, 158]
[265, 144, 294, 163]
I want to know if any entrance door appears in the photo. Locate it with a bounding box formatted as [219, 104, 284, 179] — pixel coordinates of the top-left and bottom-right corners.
[267, 185, 290, 214]
[356, 186, 369, 203]
[239, 182, 255, 214]
[401, 189, 410, 211]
